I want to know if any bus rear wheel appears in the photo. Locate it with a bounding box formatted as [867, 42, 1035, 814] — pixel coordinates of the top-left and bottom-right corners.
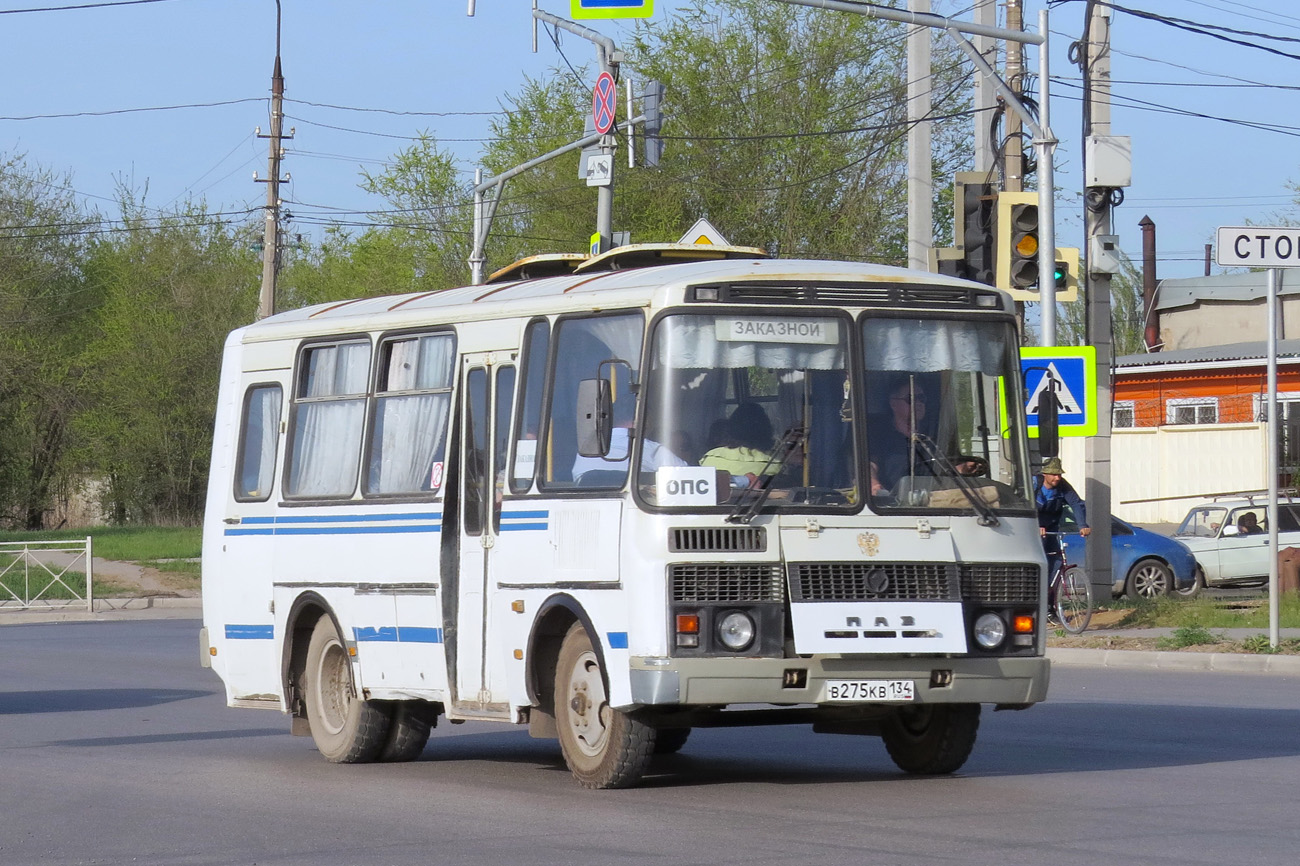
[304, 616, 391, 763]
[881, 703, 980, 775]
[554, 623, 654, 789]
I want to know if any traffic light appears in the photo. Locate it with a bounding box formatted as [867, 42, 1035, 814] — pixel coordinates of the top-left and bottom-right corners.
[642, 80, 665, 167]
[996, 191, 1040, 292]
[953, 172, 997, 285]
[1052, 247, 1080, 302]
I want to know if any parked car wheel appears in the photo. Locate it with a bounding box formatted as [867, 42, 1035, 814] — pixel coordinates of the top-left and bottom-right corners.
[1174, 566, 1204, 599]
[1126, 558, 1172, 599]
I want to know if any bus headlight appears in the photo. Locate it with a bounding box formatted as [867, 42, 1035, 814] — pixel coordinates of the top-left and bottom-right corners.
[973, 612, 1007, 650]
[717, 611, 756, 652]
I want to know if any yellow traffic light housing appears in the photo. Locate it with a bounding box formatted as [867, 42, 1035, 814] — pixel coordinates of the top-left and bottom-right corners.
[996, 191, 1040, 292]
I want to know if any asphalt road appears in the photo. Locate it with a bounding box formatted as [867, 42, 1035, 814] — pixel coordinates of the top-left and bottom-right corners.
[3, 619, 1300, 866]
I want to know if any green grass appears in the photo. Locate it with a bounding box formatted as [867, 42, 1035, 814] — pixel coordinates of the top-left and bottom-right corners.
[1105, 593, 1300, 630]
[0, 526, 200, 563]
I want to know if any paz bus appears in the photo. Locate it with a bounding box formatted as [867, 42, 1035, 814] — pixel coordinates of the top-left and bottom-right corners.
[199, 244, 1049, 789]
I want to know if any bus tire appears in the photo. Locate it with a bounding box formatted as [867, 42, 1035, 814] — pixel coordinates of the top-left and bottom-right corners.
[881, 703, 980, 775]
[554, 623, 654, 789]
[378, 702, 436, 762]
[304, 616, 391, 763]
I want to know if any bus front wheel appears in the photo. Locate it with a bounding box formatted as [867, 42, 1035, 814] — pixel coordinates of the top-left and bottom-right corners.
[304, 615, 391, 763]
[554, 623, 654, 789]
[881, 703, 980, 775]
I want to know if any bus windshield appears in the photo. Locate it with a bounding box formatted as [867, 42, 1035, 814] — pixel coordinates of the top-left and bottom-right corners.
[641, 310, 1031, 515]
[861, 316, 1032, 514]
[643, 312, 856, 510]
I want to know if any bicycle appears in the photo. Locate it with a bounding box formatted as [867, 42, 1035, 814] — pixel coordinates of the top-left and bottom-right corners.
[1045, 533, 1093, 634]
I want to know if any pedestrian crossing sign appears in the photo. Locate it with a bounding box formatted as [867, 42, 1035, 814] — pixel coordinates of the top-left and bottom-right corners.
[1019, 346, 1098, 438]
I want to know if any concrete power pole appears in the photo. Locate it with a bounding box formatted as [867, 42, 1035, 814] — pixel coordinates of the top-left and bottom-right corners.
[973, 0, 997, 174]
[1082, 0, 1116, 599]
[256, 3, 289, 321]
[907, 0, 932, 271]
[1003, 0, 1023, 196]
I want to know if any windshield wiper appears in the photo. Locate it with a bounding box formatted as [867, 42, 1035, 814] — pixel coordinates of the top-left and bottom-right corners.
[726, 426, 807, 525]
[912, 434, 1001, 527]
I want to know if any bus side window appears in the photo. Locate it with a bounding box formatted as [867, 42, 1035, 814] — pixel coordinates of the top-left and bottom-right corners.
[235, 384, 283, 502]
[542, 312, 643, 488]
[364, 332, 455, 497]
[510, 319, 549, 493]
[492, 365, 516, 530]
[285, 340, 371, 499]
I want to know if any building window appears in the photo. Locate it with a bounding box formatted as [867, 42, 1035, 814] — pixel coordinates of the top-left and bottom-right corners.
[1165, 397, 1218, 425]
[1113, 400, 1135, 429]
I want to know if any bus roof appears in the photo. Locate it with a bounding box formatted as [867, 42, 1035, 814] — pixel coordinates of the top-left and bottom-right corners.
[243, 256, 1010, 342]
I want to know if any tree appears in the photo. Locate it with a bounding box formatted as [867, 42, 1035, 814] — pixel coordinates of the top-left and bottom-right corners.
[0, 153, 98, 529]
[77, 194, 259, 524]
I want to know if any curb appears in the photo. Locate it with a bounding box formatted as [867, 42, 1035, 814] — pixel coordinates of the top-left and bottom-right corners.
[1048, 646, 1300, 675]
[0, 596, 201, 626]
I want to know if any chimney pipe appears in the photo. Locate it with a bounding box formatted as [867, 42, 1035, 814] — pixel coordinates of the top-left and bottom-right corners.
[1140, 215, 1159, 352]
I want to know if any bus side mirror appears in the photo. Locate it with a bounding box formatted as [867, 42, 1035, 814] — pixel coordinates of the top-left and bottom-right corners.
[576, 378, 613, 458]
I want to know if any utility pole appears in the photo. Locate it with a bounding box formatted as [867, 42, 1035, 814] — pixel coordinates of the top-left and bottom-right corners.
[1003, 0, 1023, 196]
[256, 1, 290, 321]
[907, 0, 932, 271]
[1082, 0, 1115, 602]
[973, 0, 997, 174]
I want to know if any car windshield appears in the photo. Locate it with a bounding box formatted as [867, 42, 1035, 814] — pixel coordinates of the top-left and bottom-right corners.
[1176, 506, 1228, 537]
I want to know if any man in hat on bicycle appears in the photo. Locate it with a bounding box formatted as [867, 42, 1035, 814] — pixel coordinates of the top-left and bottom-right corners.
[1035, 457, 1090, 579]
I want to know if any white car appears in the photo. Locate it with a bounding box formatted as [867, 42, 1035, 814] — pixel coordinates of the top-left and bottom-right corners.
[1172, 496, 1300, 588]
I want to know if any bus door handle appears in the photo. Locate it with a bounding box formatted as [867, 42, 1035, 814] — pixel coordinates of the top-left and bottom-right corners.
[481, 534, 495, 549]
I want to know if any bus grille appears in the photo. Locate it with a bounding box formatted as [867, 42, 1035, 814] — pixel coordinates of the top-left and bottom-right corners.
[670, 563, 784, 603]
[669, 527, 766, 553]
[959, 563, 1041, 604]
[787, 562, 958, 601]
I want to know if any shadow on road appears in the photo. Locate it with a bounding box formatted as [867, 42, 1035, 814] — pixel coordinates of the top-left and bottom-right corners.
[0, 687, 212, 715]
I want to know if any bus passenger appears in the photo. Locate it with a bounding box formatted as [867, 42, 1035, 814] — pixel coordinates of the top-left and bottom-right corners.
[701, 402, 776, 487]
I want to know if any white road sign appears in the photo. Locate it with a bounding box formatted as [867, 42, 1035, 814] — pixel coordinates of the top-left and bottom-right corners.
[1216, 225, 1300, 268]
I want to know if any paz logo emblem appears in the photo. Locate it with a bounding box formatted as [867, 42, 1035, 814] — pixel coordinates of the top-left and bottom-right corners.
[857, 532, 879, 557]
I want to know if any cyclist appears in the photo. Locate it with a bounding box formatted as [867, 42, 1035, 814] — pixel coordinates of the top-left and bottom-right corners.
[1035, 456, 1090, 580]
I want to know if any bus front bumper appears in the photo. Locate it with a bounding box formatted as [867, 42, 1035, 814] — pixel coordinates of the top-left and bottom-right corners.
[627, 655, 1049, 708]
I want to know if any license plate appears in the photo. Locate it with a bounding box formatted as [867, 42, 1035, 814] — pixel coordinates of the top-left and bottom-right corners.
[824, 679, 914, 702]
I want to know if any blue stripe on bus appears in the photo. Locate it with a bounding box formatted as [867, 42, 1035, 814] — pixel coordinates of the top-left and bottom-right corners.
[499, 523, 548, 532]
[607, 632, 629, 649]
[398, 627, 442, 643]
[503, 510, 549, 519]
[226, 624, 274, 640]
[354, 626, 443, 644]
[225, 511, 442, 537]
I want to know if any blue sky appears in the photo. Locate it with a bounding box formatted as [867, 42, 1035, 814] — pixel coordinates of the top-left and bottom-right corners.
[0, 0, 1293, 282]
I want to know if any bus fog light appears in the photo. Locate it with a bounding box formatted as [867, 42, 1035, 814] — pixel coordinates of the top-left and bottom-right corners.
[717, 611, 755, 651]
[973, 612, 1007, 649]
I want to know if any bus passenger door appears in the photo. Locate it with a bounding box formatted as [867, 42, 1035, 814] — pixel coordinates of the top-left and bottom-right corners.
[454, 354, 515, 714]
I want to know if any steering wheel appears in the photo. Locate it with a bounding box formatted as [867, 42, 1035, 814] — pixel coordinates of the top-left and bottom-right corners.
[952, 455, 989, 478]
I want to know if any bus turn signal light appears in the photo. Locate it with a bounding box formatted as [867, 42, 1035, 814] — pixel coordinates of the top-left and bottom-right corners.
[1014, 615, 1035, 634]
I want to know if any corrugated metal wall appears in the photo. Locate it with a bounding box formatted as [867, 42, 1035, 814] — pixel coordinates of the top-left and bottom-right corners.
[1060, 424, 1267, 524]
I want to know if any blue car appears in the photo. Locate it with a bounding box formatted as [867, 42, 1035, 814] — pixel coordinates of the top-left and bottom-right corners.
[1060, 505, 1200, 599]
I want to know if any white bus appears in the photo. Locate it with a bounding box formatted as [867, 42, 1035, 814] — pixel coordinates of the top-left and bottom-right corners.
[200, 245, 1049, 789]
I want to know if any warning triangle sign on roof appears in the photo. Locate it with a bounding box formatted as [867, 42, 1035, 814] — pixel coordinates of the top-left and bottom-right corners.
[1025, 362, 1082, 415]
[679, 218, 729, 246]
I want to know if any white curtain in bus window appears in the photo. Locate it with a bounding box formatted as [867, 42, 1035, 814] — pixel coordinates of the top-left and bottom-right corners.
[287, 341, 371, 497]
[861, 319, 1006, 375]
[366, 334, 455, 495]
[236, 385, 282, 500]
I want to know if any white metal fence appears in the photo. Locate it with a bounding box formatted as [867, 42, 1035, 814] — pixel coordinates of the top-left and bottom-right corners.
[0, 538, 94, 610]
[1060, 423, 1268, 524]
